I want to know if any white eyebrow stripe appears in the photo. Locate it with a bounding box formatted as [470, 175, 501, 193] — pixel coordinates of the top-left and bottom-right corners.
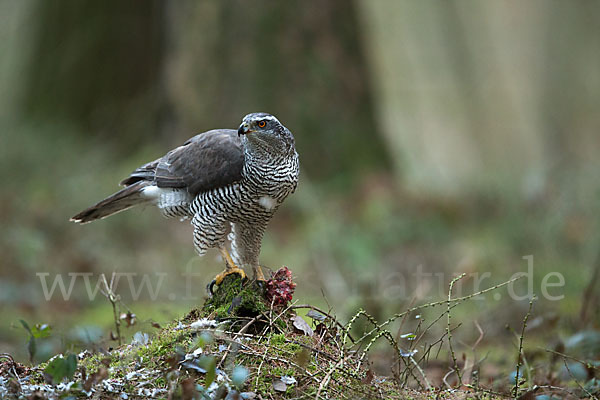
[244, 114, 280, 124]
[256, 115, 278, 121]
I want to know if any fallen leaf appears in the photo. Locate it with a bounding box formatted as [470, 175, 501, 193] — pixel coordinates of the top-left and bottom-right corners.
[292, 315, 313, 337]
[131, 332, 149, 346]
[280, 375, 296, 385]
[307, 310, 326, 321]
[83, 367, 108, 391]
[362, 369, 374, 384]
[272, 378, 287, 392]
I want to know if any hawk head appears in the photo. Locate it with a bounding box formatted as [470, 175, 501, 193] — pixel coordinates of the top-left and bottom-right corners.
[238, 112, 295, 154]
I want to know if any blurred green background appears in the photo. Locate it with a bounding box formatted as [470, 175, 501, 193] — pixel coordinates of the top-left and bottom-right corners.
[1, 0, 600, 372]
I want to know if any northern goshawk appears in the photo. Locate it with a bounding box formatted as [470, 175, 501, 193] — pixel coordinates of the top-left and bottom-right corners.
[71, 113, 299, 289]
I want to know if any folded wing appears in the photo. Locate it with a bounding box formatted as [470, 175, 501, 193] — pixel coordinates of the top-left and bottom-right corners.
[121, 129, 244, 195]
[72, 129, 244, 224]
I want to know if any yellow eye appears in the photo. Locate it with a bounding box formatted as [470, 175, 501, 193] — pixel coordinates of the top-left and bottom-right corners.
[258, 120, 266, 128]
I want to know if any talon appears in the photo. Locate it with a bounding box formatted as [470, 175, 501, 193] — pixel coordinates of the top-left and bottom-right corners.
[253, 265, 267, 282]
[208, 280, 217, 296]
[209, 247, 248, 293]
[214, 267, 247, 286]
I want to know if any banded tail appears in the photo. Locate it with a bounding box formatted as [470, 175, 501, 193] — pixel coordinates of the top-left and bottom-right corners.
[70, 181, 152, 224]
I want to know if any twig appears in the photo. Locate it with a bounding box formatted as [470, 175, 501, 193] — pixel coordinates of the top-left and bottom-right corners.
[463, 320, 484, 386]
[100, 274, 122, 346]
[411, 304, 459, 367]
[472, 320, 484, 350]
[447, 273, 466, 386]
[255, 299, 277, 389]
[263, 299, 298, 335]
[513, 297, 535, 398]
[463, 383, 513, 399]
[563, 359, 597, 399]
[236, 347, 320, 384]
[315, 355, 347, 399]
[442, 369, 455, 389]
[217, 314, 264, 368]
[349, 275, 524, 347]
[534, 384, 578, 398]
[395, 297, 416, 345]
[542, 348, 600, 370]
[415, 325, 450, 368]
[345, 309, 428, 389]
[285, 339, 337, 362]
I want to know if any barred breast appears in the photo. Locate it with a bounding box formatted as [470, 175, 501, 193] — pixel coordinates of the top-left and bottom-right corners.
[188, 149, 299, 264]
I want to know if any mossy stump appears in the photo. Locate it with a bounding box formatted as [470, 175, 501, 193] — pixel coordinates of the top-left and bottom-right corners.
[201, 274, 269, 320]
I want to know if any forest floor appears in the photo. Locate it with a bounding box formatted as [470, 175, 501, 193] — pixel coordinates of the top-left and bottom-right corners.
[0, 270, 596, 399]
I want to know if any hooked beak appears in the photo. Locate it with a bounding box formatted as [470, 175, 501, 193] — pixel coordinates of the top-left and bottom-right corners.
[238, 123, 250, 136]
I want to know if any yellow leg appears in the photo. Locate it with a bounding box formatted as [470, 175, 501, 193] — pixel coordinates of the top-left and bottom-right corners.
[253, 265, 266, 282]
[214, 247, 247, 286]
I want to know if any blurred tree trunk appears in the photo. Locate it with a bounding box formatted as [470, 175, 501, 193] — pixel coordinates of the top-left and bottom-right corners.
[356, 0, 600, 197]
[162, 0, 389, 181]
[0, 0, 34, 119]
[539, 1, 600, 172]
[21, 0, 169, 150]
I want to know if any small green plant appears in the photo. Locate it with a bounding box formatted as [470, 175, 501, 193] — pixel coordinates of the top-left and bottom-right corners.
[19, 320, 51, 363]
[43, 353, 77, 384]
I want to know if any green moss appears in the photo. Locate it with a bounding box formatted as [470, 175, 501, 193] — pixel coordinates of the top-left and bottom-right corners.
[78, 321, 192, 384]
[202, 274, 268, 319]
[79, 353, 107, 373]
[270, 333, 286, 345]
